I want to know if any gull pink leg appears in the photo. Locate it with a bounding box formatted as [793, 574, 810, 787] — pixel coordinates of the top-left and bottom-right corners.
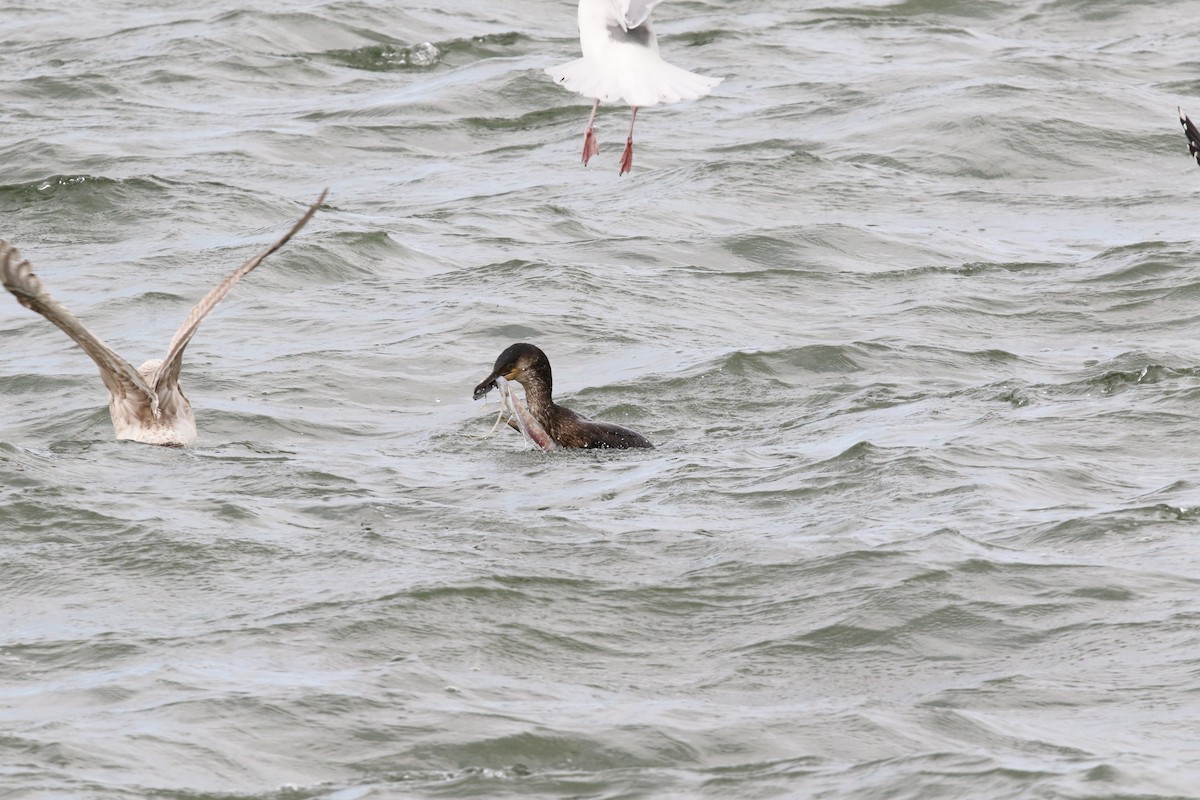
[582, 99, 600, 166]
[619, 106, 639, 176]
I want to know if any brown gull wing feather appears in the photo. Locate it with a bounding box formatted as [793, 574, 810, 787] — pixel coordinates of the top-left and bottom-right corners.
[1, 240, 159, 414]
[150, 189, 326, 391]
[1180, 108, 1200, 167]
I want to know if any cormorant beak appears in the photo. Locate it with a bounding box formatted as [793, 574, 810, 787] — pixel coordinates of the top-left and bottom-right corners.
[473, 366, 520, 400]
[472, 374, 498, 401]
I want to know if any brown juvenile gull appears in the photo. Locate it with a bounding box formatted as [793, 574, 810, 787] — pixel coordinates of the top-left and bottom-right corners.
[546, 0, 722, 175]
[0, 190, 325, 446]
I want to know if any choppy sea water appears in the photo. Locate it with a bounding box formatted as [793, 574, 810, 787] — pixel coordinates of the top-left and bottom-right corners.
[3, 0, 1200, 797]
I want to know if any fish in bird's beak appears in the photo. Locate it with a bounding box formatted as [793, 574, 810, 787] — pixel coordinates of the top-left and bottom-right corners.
[494, 376, 555, 451]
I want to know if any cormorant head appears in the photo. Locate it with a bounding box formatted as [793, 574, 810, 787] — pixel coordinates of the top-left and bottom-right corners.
[472, 342, 552, 400]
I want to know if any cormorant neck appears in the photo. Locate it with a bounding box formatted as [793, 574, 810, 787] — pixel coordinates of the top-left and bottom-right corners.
[519, 373, 556, 420]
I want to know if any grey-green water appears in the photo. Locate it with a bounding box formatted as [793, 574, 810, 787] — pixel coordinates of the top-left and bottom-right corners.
[3, 0, 1200, 797]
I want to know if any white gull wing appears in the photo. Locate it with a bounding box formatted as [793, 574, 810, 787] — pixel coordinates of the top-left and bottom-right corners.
[149, 189, 326, 392]
[608, 0, 667, 30]
[1, 240, 159, 414]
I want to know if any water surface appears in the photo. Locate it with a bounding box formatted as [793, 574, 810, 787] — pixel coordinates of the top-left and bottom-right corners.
[3, 0, 1200, 797]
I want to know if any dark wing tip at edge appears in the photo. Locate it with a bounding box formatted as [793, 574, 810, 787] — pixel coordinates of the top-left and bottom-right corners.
[1180, 108, 1200, 167]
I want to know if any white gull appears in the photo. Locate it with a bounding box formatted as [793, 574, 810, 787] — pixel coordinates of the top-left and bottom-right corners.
[546, 0, 722, 175]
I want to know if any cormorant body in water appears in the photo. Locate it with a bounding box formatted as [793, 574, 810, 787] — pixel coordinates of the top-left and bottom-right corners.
[473, 342, 652, 449]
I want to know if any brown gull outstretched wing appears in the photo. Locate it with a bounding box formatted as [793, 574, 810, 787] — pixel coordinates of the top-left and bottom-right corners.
[149, 189, 326, 391]
[1, 240, 159, 414]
